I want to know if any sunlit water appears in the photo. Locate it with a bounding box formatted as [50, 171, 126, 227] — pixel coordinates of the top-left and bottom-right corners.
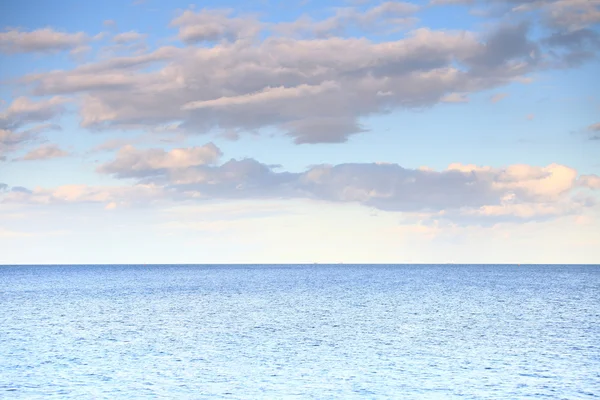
[1, 264, 599, 399]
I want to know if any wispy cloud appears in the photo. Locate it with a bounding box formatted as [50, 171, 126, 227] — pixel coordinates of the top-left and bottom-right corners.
[16, 144, 69, 161]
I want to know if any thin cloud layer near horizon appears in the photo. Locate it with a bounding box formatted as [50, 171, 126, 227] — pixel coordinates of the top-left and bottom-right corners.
[1, 0, 599, 264]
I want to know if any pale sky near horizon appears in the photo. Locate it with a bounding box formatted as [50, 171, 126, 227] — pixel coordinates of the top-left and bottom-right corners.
[1, 0, 599, 264]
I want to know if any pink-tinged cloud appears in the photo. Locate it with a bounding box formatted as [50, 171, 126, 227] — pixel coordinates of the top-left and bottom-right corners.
[578, 174, 600, 190]
[18, 144, 69, 161]
[490, 93, 508, 103]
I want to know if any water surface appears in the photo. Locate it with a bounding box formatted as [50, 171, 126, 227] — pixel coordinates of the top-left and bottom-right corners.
[1, 264, 599, 398]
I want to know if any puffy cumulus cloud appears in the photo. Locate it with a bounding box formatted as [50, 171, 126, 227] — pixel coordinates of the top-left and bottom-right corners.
[448, 163, 578, 200]
[170, 9, 262, 44]
[0, 28, 90, 54]
[87, 144, 600, 224]
[17, 144, 69, 161]
[97, 143, 223, 178]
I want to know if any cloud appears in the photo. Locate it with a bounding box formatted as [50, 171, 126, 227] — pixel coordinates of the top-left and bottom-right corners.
[275, 2, 420, 37]
[17, 144, 69, 161]
[1, 129, 33, 156]
[97, 143, 223, 178]
[0, 28, 90, 54]
[80, 144, 597, 224]
[182, 82, 339, 110]
[0, 96, 69, 131]
[283, 117, 367, 144]
[70, 45, 92, 59]
[490, 92, 508, 103]
[22, 22, 550, 144]
[9, 5, 596, 145]
[0, 227, 33, 238]
[585, 123, 600, 140]
[433, 0, 600, 34]
[535, 0, 600, 31]
[429, 0, 473, 4]
[6, 140, 597, 226]
[1, 183, 170, 208]
[542, 27, 600, 67]
[112, 31, 147, 44]
[543, 28, 600, 49]
[170, 9, 262, 44]
[0, 97, 68, 158]
[578, 174, 600, 190]
[90, 138, 139, 153]
[441, 92, 469, 103]
[0, 125, 60, 158]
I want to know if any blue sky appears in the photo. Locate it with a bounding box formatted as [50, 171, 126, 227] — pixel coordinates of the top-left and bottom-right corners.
[1, 0, 599, 264]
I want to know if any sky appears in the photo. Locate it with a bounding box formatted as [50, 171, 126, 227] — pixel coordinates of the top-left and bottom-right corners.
[1, 0, 599, 264]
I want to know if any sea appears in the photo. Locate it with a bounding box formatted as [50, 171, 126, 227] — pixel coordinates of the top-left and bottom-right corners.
[1, 264, 599, 399]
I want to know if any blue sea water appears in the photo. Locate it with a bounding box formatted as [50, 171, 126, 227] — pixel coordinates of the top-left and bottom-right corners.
[1, 264, 599, 399]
